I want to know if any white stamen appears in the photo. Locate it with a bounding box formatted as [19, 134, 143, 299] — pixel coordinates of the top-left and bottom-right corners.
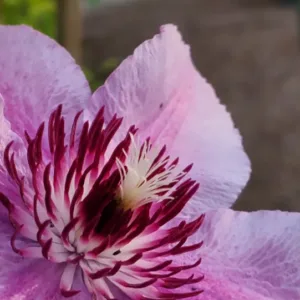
[116, 134, 182, 209]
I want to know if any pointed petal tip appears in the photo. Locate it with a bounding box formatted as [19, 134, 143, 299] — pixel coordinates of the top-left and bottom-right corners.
[159, 24, 180, 36]
[159, 23, 191, 50]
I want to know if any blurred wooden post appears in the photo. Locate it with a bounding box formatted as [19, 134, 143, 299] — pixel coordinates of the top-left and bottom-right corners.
[57, 0, 83, 64]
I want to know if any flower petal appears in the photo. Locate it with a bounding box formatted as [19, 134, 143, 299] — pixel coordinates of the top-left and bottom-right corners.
[170, 75, 250, 212]
[0, 25, 91, 140]
[90, 24, 250, 212]
[0, 213, 59, 298]
[197, 209, 300, 300]
[0, 94, 25, 204]
[90, 24, 194, 142]
[0, 211, 89, 299]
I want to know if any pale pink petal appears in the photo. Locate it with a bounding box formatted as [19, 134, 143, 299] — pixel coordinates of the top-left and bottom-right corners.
[171, 75, 250, 213]
[194, 209, 300, 300]
[0, 213, 60, 299]
[0, 94, 25, 204]
[0, 25, 91, 140]
[90, 24, 250, 212]
[0, 211, 89, 299]
[90, 24, 194, 143]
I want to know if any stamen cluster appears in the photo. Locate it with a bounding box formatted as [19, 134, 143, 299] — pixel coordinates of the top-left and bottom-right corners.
[0, 105, 204, 299]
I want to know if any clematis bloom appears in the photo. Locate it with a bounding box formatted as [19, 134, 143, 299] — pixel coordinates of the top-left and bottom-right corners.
[0, 24, 298, 300]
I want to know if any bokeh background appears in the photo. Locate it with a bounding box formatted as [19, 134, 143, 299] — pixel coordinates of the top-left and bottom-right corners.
[1, 0, 300, 212]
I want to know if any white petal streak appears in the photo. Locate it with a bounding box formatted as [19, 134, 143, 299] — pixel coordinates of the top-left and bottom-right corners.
[60, 263, 78, 292]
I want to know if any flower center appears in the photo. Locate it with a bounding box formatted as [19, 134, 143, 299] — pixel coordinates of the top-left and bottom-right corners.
[116, 134, 184, 210]
[0, 105, 205, 299]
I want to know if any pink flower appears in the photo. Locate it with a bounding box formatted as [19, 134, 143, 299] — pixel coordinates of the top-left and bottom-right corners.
[0, 24, 297, 300]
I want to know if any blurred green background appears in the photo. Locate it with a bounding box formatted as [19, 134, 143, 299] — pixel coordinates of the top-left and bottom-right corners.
[2, 0, 56, 37]
[1, 0, 118, 90]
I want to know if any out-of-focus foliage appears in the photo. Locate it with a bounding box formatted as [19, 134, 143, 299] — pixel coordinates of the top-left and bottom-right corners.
[2, 0, 118, 91]
[3, 0, 56, 38]
[87, 0, 100, 6]
[84, 57, 121, 90]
